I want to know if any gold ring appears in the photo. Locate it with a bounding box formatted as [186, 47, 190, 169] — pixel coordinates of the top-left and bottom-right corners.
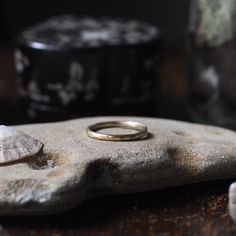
[86, 121, 148, 141]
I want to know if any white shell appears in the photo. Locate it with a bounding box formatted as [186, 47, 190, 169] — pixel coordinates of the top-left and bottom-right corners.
[0, 125, 43, 164]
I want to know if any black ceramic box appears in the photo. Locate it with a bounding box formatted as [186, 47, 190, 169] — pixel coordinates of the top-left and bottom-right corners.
[15, 15, 161, 121]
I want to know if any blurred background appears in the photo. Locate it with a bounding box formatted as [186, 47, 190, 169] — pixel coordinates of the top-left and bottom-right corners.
[0, 0, 197, 124]
[2, 2, 236, 235]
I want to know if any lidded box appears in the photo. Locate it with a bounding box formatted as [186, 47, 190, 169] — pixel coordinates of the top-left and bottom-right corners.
[15, 15, 161, 121]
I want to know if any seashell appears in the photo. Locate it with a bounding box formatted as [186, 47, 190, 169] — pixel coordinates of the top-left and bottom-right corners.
[0, 125, 43, 164]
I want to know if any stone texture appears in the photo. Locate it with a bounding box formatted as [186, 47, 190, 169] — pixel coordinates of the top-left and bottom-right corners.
[1, 117, 236, 215]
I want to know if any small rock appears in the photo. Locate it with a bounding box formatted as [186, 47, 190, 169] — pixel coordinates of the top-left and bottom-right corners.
[229, 182, 236, 222]
[0, 117, 236, 215]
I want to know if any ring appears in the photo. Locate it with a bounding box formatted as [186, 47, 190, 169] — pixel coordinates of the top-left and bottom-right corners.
[86, 121, 148, 141]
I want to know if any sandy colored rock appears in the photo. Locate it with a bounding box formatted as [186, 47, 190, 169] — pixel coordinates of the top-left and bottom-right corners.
[0, 116, 236, 215]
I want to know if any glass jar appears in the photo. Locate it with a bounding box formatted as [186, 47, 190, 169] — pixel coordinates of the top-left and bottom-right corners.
[188, 0, 236, 129]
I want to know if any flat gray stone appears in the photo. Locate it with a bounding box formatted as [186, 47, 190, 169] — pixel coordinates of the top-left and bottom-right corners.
[1, 117, 236, 215]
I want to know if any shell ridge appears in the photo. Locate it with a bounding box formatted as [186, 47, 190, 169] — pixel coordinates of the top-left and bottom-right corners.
[0, 126, 43, 164]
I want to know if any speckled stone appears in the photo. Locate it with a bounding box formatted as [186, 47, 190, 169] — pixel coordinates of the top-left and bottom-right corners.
[1, 117, 236, 215]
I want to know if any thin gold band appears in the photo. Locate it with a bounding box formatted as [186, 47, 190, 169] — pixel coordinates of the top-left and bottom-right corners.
[86, 121, 148, 141]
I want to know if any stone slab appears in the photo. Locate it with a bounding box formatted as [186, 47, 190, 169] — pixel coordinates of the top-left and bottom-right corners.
[0, 117, 236, 215]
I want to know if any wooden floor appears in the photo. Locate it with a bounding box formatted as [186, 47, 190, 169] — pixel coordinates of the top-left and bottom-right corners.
[0, 47, 236, 236]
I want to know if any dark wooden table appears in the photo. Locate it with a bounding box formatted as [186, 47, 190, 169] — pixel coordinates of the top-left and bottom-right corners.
[0, 47, 236, 236]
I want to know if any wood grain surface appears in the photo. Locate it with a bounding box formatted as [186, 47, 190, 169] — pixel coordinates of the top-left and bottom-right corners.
[0, 180, 234, 236]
